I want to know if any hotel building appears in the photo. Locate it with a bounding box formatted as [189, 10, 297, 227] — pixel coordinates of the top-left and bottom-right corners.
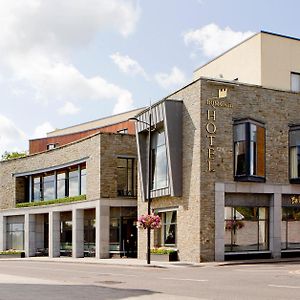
[1, 31, 300, 263]
[136, 31, 300, 262]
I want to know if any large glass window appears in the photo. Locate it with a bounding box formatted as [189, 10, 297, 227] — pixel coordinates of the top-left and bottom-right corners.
[224, 206, 269, 252]
[6, 223, 24, 250]
[151, 129, 168, 190]
[80, 166, 86, 195]
[233, 120, 265, 181]
[282, 207, 300, 250]
[43, 173, 55, 201]
[68, 168, 79, 197]
[84, 209, 95, 257]
[117, 158, 134, 197]
[109, 207, 137, 258]
[33, 176, 42, 201]
[29, 163, 86, 203]
[290, 129, 300, 182]
[57, 171, 67, 199]
[60, 212, 72, 256]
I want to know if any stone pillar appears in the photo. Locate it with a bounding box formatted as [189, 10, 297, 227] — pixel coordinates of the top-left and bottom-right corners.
[25, 214, 36, 257]
[96, 202, 110, 259]
[0, 215, 6, 251]
[49, 211, 60, 257]
[72, 209, 84, 258]
[270, 193, 282, 259]
[215, 183, 225, 261]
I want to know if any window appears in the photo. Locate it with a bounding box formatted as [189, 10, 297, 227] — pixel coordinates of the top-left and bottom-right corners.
[117, 158, 134, 197]
[6, 222, 24, 250]
[117, 128, 128, 134]
[43, 173, 55, 200]
[80, 166, 86, 195]
[282, 207, 300, 250]
[33, 176, 42, 201]
[151, 129, 168, 190]
[47, 143, 57, 150]
[57, 171, 67, 199]
[233, 120, 265, 181]
[28, 163, 86, 203]
[224, 206, 269, 252]
[156, 211, 177, 247]
[68, 167, 79, 197]
[291, 72, 300, 92]
[290, 128, 300, 182]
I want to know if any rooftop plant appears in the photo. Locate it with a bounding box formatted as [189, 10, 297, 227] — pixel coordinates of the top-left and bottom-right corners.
[16, 195, 86, 208]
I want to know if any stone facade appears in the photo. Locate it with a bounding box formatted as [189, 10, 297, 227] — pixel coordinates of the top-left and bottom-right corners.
[0, 132, 137, 209]
[138, 77, 300, 263]
[0, 132, 138, 259]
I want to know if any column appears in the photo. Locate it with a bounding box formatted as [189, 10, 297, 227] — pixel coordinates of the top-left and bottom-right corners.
[96, 202, 110, 259]
[271, 193, 282, 259]
[215, 183, 225, 261]
[49, 211, 60, 257]
[72, 209, 84, 258]
[0, 215, 6, 251]
[25, 214, 36, 257]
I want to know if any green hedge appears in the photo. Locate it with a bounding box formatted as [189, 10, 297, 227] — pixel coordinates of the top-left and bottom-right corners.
[0, 250, 24, 255]
[16, 195, 86, 208]
[150, 248, 177, 255]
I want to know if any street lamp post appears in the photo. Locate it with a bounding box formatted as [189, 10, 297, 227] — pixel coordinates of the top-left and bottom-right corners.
[130, 107, 152, 264]
[146, 109, 152, 265]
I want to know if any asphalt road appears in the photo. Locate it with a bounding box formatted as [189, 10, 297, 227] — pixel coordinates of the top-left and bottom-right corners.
[0, 260, 300, 299]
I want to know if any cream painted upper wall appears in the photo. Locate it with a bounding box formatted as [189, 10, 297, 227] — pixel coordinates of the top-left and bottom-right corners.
[193, 33, 261, 85]
[261, 33, 300, 90]
[47, 107, 145, 137]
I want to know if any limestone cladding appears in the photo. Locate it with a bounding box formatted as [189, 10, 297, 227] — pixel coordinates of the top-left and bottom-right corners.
[0, 133, 137, 210]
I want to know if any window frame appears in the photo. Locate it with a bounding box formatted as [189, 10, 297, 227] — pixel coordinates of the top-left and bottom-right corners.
[157, 210, 177, 247]
[291, 72, 300, 92]
[233, 118, 266, 183]
[289, 125, 300, 183]
[29, 163, 86, 202]
[150, 128, 169, 191]
[116, 157, 135, 197]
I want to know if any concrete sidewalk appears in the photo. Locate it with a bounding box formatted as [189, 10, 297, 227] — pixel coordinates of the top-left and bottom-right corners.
[1, 256, 300, 268]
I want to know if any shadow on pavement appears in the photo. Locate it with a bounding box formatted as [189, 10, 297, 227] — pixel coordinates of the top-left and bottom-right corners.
[0, 283, 157, 300]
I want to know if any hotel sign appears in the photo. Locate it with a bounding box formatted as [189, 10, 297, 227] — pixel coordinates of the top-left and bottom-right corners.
[291, 195, 300, 205]
[206, 89, 232, 172]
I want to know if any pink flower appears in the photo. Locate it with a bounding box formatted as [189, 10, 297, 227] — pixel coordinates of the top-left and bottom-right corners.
[137, 213, 161, 229]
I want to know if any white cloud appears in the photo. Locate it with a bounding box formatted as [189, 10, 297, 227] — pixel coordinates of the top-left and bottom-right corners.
[112, 90, 134, 114]
[184, 23, 254, 58]
[0, 0, 139, 112]
[110, 52, 148, 79]
[33, 122, 55, 138]
[0, 114, 26, 155]
[58, 102, 80, 115]
[155, 67, 187, 90]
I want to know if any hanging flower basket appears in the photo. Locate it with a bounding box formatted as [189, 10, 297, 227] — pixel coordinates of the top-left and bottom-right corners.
[137, 213, 161, 229]
[225, 220, 245, 231]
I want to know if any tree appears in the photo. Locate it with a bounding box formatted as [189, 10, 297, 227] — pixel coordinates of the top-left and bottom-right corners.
[1, 151, 27, 161]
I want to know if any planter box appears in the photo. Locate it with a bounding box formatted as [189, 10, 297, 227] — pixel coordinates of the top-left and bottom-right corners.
[151, 252, 178, 262]
[0, 252, 25, 259]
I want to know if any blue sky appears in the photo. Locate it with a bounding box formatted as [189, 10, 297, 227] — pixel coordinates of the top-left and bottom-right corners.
[0, 0, 300, 155]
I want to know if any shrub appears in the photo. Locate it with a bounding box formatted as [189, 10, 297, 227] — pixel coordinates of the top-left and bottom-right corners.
[16, 195, 86, 208]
